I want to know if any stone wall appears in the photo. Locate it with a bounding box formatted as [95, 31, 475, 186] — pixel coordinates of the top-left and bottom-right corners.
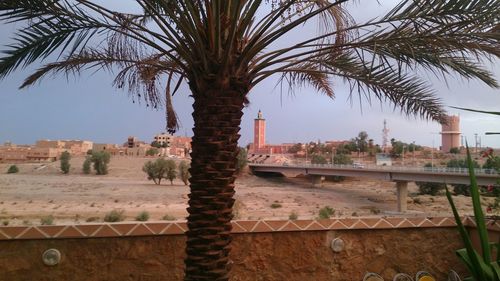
[0, 217, 473, 281]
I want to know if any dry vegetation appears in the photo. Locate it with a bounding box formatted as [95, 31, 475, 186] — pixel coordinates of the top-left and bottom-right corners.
[0, 157, 491, 226]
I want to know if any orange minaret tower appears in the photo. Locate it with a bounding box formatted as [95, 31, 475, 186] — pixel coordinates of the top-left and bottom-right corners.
[441, 115, 461, 152]
[254, 110, 266, 151]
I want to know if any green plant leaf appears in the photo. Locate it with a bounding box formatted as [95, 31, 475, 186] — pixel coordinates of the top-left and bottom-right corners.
[451, 107, 500, 116]
[465, 145, 492, 263]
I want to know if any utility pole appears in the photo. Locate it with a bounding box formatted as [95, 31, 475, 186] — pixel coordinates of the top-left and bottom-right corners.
[475, 133, 478, 153]
[402, 146, 406, 166]
[431, 140, 434, 168]
[412, 141, 415, 166]
[305, 143, 308, 165]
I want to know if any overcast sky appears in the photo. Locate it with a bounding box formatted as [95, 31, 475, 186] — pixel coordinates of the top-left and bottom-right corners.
[0, 1, 499, 148]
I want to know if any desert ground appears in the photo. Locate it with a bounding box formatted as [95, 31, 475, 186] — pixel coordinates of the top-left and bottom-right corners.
[0, 156, 493, 226]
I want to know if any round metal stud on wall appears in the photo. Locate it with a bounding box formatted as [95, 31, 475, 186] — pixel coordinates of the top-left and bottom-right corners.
[42, 249, 61, 266]
[330, 238, 345, 253]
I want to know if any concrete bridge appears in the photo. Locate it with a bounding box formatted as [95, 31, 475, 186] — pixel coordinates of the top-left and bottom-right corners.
[249, 163, 500, 213]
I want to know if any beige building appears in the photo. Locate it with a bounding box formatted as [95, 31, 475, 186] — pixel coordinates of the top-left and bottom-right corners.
[92, 143, 122, 156]
[153, 133, 172, 146]
[0, 146, 59, 163]
[152, 134, 191, 158]
[26, 148, 60, 162]
[0, 139, 94, 163]
[0, 146, 30, 162]
[35, 140, 65, 149]
[36, 139, 93, 156]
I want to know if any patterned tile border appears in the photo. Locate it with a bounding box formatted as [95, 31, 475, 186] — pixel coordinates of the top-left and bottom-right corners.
[0, 216, 491, 240]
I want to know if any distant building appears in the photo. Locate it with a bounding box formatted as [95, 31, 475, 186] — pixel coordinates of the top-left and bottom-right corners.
[153, 133, 172, 147]
[441, 115, 461, 152]
[93, 143, 122, 156]
[248, 110, 294, 154]
[254, 110, 266, 151]
[152, 134, 191, 158]
[36, 139, 93, 155]
[376, 153, 392, 166]
[0, 139, 93, 163]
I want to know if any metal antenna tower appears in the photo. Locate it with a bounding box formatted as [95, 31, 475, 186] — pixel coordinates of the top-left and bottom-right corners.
[382, 119, 390, 152]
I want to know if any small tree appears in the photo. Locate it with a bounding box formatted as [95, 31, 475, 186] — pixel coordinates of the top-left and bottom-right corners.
[287, 143, 302, 154]
[416, 163, 446, 195]
[82, 156, 91, 174]
[311, 154, 327, 164]
[91, 151, 111, 175]
[447, 159, 480, 196]
[236, 147, 247, 173]
[450, 147, 460, 154]
[7, 165, 19, 174]
[416, 181, 447, 196]
[60, 151, 71, 174]
[165, 159, 177, 185]
[333, 154, 353, 165]
[179, 161, 190, 185]
[146, 148, 159, 156]
[143, 158, 170, 185]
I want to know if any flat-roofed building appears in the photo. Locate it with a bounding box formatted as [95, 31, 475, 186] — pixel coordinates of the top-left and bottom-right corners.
[36, 140, 65, 149]
[26, 148, 60, 162]
[93, 143, 122, 156]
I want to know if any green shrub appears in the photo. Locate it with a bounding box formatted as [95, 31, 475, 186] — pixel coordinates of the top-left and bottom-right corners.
[416, 181, 446, 196]
[103, 209, 125, 222]
[143, 158, 176, 185]
[60, 151, 71, 174]
[85, 216, 100, 222]
[91, 151, 111, 175]
[236, 147, 247, 173]
[178, 161, 190, 185]
[311, 154, 327, 164]
[165, 159, 177, 185]
[288, 211, 298, 220]
[270, 203, 282, 209]
[447, 159, 480, 196]
[2, 220, 9, 226]
[162, 214, 176, 221]
[82, 156, 91, 174]
[318, 206, 335, 219]
[146, 148, 159, 156]
[40, 215, 54, 225]
[454, 185, 471, 196]
[333, 154, 353, 165]
[135, 211, 150, 222]
[7, 165, 19, 174]
[449, 147, 460, 154]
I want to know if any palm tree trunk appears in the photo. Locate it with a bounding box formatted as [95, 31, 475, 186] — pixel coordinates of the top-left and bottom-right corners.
[184, 80, 246, 281]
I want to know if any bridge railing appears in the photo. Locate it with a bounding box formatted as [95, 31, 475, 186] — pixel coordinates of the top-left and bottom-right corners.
[249, 162, 498, 176]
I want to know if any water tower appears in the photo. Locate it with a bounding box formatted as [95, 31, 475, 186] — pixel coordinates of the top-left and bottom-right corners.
[441, 115, 461, 152]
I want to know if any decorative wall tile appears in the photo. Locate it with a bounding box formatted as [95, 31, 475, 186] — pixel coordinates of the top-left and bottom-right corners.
[57, 226, 85, 238]
[0, 216, 492, 241]
[18, 227, 47, 239]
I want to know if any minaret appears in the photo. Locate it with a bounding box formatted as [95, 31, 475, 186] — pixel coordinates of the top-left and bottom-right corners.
[254, 110, 266, 151]
[382, 119, 389, 153]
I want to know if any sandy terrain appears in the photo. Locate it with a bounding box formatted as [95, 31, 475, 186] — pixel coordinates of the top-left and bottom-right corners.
[0, 157, 493, 226]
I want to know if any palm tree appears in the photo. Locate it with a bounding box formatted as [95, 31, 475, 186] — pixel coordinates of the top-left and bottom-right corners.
[0, 1, 498, 279]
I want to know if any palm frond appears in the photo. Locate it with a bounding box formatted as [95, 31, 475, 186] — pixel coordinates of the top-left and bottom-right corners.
[276, 63, 334, 98]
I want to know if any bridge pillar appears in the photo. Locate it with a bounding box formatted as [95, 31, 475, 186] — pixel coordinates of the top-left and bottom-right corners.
[396, 181, 408, 213]
[311, 176, 323, 187]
